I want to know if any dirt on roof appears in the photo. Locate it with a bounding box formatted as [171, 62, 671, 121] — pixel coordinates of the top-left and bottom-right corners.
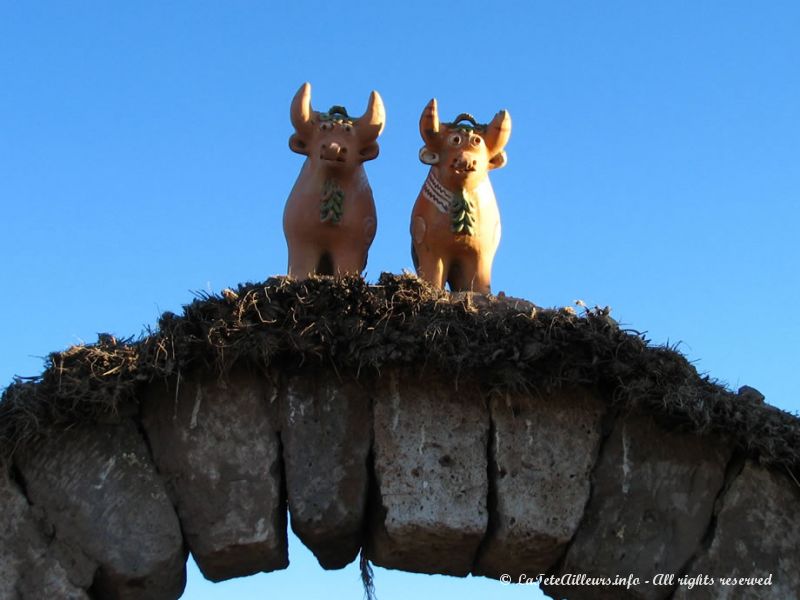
[1, 273, 798, 477]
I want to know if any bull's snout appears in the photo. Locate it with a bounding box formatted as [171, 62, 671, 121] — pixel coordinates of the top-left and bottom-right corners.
[452, 155, 478, 172]
[320, 142, 348, 162]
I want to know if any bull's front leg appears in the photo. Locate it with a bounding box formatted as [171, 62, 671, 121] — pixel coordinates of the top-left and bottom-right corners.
[287, 244, 323, 278]
[411, 215, 448, 289]
[330, 246, 368, 276]
[456, 220, 499, 293]
[414, 250, 447, 289]
[444, 249, 493, 293]
[329, 215, 375, 275]
[447, 255, 492, 294]
[470, 261, 492, 294]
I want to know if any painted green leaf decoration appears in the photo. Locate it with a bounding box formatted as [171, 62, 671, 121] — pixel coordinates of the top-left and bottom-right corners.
[451, 189, 476, 235]
[321, 179, 345, 224]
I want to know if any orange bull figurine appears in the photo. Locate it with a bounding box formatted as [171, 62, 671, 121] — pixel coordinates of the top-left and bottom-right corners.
[284, 82, 385, 277]
[410, 99, 511, 293]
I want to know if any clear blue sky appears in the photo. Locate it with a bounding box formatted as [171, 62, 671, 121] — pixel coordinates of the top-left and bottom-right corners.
[1, 2, 798, 599]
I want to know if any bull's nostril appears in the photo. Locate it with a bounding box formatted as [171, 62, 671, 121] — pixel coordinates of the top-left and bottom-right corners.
[340, 148, 347, 154]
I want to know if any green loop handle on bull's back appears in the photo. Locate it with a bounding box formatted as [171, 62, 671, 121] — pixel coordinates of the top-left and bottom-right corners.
[444, 113, 487, 133]
[451, 189, 476, 235]
[321, 179, 345, 224]
[319, 105, 354, 125]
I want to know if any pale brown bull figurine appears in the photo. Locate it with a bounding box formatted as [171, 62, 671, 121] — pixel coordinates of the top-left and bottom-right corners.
[410, 99, 511, 293]
[284, 82, 385, 277]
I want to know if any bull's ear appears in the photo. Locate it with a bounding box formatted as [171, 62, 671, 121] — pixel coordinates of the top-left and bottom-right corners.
[360, 141, 380, 162]
[419, 146, 440, 165]
[488, 150, 507, 170]
[289, 133, 309, 156]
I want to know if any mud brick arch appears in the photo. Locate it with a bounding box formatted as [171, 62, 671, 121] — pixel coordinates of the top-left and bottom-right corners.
[2, 275, 798, 599]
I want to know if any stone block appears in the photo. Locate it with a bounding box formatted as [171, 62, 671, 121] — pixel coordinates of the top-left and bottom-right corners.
[140, 369, 287, 581]
[15, 420, 186, 600]
[368, 368, 489, 576]
[544, 414, 731, 600]
[474, 387, 605, 579]
[281, 370, 371, 569]
[673, 461, 800, 599]
[0, 471, 88, 599]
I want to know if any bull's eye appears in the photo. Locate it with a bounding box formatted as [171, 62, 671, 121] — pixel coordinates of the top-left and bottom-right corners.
[448, 133, 463, 146]
[343, 123, 353, 132]
[471, 136, 482, 147]
[320, 122, 333, 131]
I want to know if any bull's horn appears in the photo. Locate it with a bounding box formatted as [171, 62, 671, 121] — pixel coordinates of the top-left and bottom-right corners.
[355, 90, 385, 142]
[290, 82, 314, 137]
[484, 109, 512, 156]
[419, 98, 440, 150]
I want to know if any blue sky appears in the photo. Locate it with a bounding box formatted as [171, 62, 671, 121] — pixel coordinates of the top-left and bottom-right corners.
[1, 2, 798, 599]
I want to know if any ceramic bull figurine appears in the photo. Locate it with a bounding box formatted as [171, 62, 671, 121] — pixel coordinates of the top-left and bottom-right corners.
[284, 82, 385, 277]
[410, 99, 511, 293]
